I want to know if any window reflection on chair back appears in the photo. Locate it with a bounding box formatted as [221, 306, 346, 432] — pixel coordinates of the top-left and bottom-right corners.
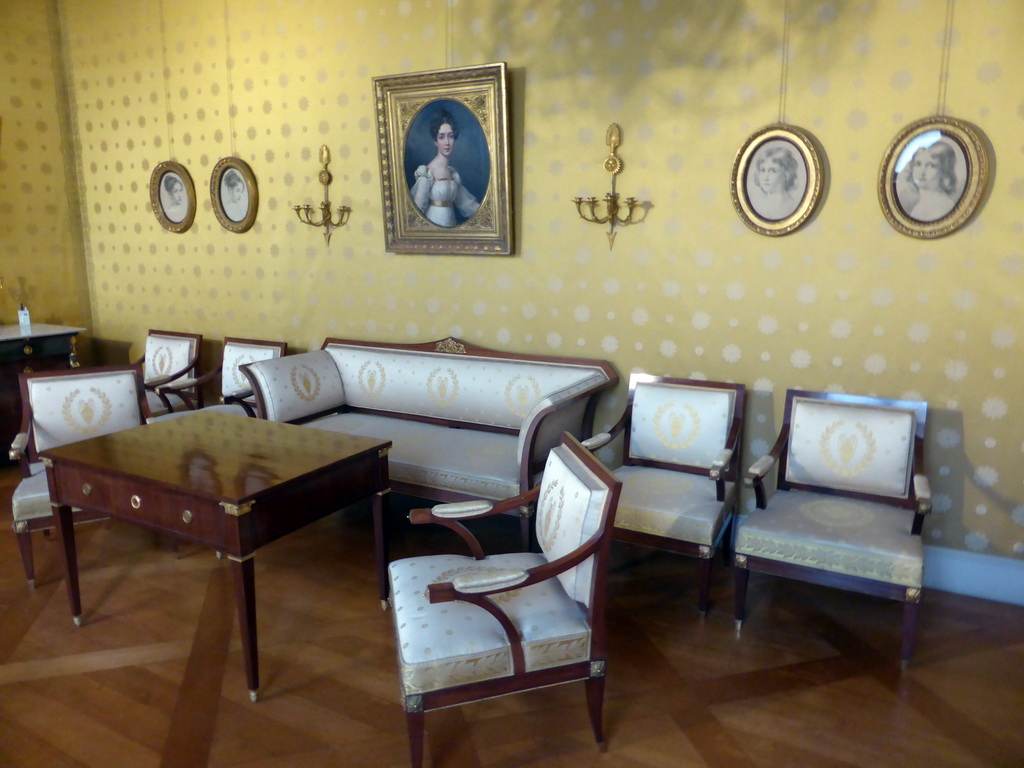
[627, 381, 735, 468]
[785, 397, 920, 499]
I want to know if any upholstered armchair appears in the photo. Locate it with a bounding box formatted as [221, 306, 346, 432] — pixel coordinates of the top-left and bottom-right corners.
[584, 374, 745, 614]
[9, 364, 147, 586]
[153, 337, 286, 419]
[734, 389, 931, 668]
[135, 329, 202, 419]
[388, 433, 622, 768]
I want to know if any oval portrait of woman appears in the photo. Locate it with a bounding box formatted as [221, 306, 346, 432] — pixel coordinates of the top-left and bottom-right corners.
[404, 99, 490, 228]
[745, 139, 808, 222]
[892, 130, 968, 223]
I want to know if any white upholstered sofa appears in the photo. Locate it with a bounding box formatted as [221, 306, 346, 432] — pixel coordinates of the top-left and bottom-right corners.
[241, 336, 618, 555]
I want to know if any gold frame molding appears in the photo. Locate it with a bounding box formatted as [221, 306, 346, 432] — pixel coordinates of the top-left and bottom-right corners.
[373, 62, 512, 255]
[150, 161, 196, 233]
[878, 116, 989, 239]
[731, 124, 824, 237]
[211, 157, 259, 233]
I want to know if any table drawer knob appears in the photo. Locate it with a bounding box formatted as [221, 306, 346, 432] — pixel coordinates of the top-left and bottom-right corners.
[130, 494, 141, 509]
[182, 509, 193, 524]
[23, 345, 33, 355]
[82, 483, 92, 496]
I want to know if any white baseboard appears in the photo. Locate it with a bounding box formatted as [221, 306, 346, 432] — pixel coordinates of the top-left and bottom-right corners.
[924, 546, 1024, 606]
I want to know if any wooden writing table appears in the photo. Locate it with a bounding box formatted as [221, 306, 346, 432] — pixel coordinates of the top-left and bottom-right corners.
[40, 410, 391, 701]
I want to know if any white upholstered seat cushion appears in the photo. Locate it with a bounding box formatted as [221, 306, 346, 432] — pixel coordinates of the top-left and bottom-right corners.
[734, 490, 923, 588]
[389, 551, 591, 697]
[613, 465, 734, 547]
[309, 412, 522, 500]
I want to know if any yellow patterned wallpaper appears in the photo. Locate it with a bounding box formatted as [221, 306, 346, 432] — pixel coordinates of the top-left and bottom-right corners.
[4, 0, 1023, 563]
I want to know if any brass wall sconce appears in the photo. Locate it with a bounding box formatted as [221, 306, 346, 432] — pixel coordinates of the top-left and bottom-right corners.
[572, 123, 640, 249]
[293, 145, 351, 245]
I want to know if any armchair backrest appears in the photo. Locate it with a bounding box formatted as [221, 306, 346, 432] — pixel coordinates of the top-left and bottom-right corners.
[781, 390, 927, 501]
[219, 337, 287, 398]
[624, 374, 744, 472]
[143, 329, 201, 385]
[20, 364, 146, 457]
[535, 435, 621, 609]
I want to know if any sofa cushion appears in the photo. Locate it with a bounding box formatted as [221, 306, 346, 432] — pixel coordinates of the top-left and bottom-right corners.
[308, 412, 522, 500]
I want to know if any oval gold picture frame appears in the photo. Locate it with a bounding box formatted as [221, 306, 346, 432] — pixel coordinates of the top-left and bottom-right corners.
[731, 124, 824, 237]
[150, 161, 196, 233]
[878, 116, 989, 239]
[211, 157, 259, 233]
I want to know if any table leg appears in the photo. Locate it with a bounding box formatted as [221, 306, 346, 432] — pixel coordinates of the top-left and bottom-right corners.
[373, 489, 390, 609]
[228, 554, 259, 701]
[52, 503, 83, 625]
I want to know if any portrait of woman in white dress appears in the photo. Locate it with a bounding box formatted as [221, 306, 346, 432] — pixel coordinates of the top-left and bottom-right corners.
[746, 142, 804, 222]
[160, 173, 187, 224]
[405, 100, 489, 228]
[895, 137, 964, 223]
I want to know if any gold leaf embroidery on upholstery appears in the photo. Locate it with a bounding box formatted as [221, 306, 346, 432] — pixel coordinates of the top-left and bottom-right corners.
[290, 365, 322, 402]
[61, 387, 112, 432]
[427, 367, 459, 406]
[537, 479, 566, 547]
[652, 402, 700, 449]
[230, 355, 257, 389]
[504, 375, 541, 418]
[820, 420, 876, 477]
[357, 360, 387, 396]
[151, 346, 172, 376]
[799, 497, 872, 527]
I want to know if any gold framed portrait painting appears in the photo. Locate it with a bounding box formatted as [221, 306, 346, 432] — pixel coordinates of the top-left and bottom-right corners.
[878, 116, 989, 239]
[731, 124, 825, 237]
[150, 161, 196, 233]
[211, 157, 259, 233]
[373, 62, 512, 255]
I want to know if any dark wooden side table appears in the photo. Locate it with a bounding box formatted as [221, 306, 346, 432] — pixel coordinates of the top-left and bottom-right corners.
[0, 324, 84, 457]
[40, 410, 391, 702]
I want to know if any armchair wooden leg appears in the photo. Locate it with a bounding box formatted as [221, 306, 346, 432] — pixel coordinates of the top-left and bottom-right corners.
[405, 704, 426, 768]
[901, 598, 920, 670]
[734, 565, 750, 632]
[585, 672, 607, 750]
[697, 554, 713, 616]
[15, 530, 36, 587]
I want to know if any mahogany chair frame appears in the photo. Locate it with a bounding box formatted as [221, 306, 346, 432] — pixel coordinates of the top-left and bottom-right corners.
[735, 388, 930, 666]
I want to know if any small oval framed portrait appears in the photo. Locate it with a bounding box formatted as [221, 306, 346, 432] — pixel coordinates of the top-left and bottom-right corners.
[211, 157, 259, 233]
[150, 161, 196, 233]
[731, 124, 825, 237]
[878, 116, 989, 239]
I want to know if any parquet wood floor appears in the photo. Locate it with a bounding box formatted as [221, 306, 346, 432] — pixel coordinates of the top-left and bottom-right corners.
[0, 464, 1021, 767]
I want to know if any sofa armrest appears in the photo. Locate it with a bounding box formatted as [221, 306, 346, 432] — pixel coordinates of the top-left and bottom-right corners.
[516, 372, 611, 488]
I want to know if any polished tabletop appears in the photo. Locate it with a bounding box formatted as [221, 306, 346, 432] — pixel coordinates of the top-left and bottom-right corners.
[41, 409, 390, 504]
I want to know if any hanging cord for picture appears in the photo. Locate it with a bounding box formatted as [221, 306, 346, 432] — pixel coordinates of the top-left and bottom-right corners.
[777, 0, 791, 124]
[157, 0, 175, 158]
[445, 0, 454, 68]
[223, 0, 237, 157]
[936, 0, 955, 116]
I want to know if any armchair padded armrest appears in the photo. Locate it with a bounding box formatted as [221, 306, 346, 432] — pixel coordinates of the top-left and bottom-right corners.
[9, 432, 27, 462]
[581, 432, 611, 451]
[709, 448, 733, 480]
[156, 376, 198, 392]
[914, 474, 932, 514]
[745, 454, 776, 486]
[431, 500, 494, 519]
[451, 568, 529, 594]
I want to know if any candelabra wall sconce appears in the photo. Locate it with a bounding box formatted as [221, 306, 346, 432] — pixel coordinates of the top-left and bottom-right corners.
[572, 123, 641, 250]
[292, 145, 351, 246]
